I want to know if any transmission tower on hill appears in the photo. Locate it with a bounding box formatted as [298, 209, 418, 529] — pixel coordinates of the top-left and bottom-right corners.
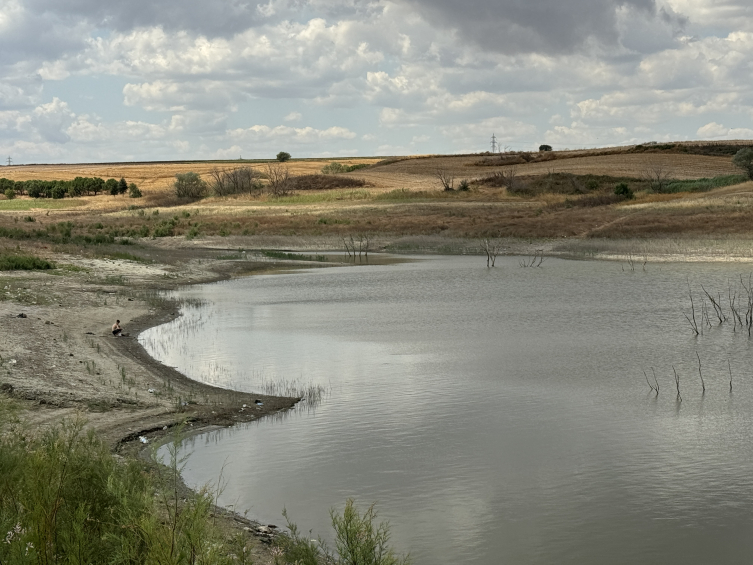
[6, 156, 11, 166]
[490, 134, 498, 153]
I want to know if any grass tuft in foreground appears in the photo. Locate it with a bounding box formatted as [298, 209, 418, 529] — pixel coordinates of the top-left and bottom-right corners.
[0, 251, 55, 270]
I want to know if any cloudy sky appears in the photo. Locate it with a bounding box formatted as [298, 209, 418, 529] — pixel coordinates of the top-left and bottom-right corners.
[1, 0, 752, 162]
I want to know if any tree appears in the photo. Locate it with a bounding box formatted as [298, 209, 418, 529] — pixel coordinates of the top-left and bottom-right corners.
[70, 177, 87, 197]
[276, 151, 291, 162]
[4, 188, 15, 200]
[435, 167, 454, 191]
[128, 183, 142, 198]
[174, 172, 207, 198]
[266, 163, 293, 196]
[732, 147, 753, 180]
[642, 164, 670, 193]
[88, 177, 105, 195]
[539, 144, 553, 152]
[118, 177, 128, 195]
[106, 178, 119, 195]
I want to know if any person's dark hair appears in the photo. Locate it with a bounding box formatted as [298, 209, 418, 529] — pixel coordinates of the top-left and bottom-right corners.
[116, 320, 120, 323]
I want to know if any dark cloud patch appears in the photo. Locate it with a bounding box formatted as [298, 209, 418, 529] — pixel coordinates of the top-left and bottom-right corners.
[396, 0, 661, 54]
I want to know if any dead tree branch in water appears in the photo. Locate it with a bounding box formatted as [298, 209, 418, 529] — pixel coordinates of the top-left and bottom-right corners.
[644, 370, 658, 394]
[685, 282, 700, 336]
[673, 366, 682, 402]
[701, 285, 726, 324]
[519, 250, 545, 268]
[481, 238, 501, 267]
[696, 352, 705, 393]
[728, 359, 733, 393]
[651, 368, 660, 393]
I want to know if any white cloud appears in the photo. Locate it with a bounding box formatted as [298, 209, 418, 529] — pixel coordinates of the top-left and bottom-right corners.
[284, 111, 302, 122]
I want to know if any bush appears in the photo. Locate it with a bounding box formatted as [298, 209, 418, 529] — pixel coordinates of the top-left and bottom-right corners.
[539, 144, 553, 152]
[174, 172, 207, 199]
[277, 499, 411, 565]
[291, 174, 368, 191]
[4, 188, 15, 200]
[321, 162, 347, 174]
[277, 151, 292, 162]
[0, 416, 239, 565]
[128, 183, 142, 198]
[0, 252, 55, 270]
[732, 148, 753, 180]
[209, 167, 263, 196]
[614, 182, 634, 199]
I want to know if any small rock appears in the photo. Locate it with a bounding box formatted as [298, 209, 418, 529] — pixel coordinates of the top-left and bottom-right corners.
[69, 353, 73, 357]
[85, 332, 94, 335]
[148, 388, 155, 393]
[16, 313, 27, 318]
[8, 359, 16, 365]
[45, 321, 51, 325]
[138, 436, 148, 444]
[163, 426, 168, 430]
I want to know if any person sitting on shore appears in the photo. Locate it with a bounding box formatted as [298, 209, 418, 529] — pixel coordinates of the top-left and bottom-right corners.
[112, 320, 123, 337]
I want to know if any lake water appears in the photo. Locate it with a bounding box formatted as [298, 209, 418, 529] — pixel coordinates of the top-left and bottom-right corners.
[141, 255, 753, 565]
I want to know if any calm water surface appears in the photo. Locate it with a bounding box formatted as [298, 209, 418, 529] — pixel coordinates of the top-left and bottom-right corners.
[141, 256, 753, 565]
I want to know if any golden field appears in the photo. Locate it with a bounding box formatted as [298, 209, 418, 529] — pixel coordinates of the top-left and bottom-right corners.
[1, 143, 753, 241]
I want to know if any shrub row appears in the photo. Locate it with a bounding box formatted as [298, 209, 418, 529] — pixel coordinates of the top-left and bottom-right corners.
[0, 177, 141, 199]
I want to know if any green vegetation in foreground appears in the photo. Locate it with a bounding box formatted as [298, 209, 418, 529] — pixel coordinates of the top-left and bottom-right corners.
[0, 251, 55, 270]
[0, 199, 86, 210]
[662, 174, 748, 193]
[0, 409, 410, 565]
[262, 250, 328, 262]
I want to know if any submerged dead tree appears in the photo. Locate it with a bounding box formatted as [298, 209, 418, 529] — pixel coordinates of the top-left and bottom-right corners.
[696, 352, 705, 393]
[481, 238, 501, 267]
[685, 282, 700, 336]
[673, 366, 682, 402]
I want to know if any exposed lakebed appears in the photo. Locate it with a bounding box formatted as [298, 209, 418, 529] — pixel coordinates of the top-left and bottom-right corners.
[141, 255, 753, 565]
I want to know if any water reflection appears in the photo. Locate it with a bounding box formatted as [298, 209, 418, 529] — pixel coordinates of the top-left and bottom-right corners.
[144, 256, 753, 565]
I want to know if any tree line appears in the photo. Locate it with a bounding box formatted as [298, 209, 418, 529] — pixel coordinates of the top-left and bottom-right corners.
[1, 176, 142, 200]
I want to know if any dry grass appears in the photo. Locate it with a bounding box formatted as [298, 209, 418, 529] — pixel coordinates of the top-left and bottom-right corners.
[1, 150, 753, 240]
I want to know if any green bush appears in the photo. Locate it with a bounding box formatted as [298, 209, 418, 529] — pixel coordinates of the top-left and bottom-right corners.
[129, 183, 142, 198]
[0, 252, 55, 270]
[276, 499, 410, 565]
[458, 179, 470, 191]
[732, 148, 753, 180]
[277, 151, 292, 162]
[0, 413, 238, 565]
[614, 182, 634, 199]
[174, 172, 207, 199]
[4, 188, 15, 200]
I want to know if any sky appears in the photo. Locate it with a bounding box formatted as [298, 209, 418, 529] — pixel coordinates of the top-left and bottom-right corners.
[1, 0, 752, 163]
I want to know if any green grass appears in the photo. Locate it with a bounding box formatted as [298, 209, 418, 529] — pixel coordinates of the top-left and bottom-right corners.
[662, 174, 748, 193]
[0, 199, 86, 210]
[262, 250, 327, 262]
[0, 252, 55, 270]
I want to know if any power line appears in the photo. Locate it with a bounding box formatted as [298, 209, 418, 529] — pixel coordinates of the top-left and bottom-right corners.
[6, 156, 11, 166]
